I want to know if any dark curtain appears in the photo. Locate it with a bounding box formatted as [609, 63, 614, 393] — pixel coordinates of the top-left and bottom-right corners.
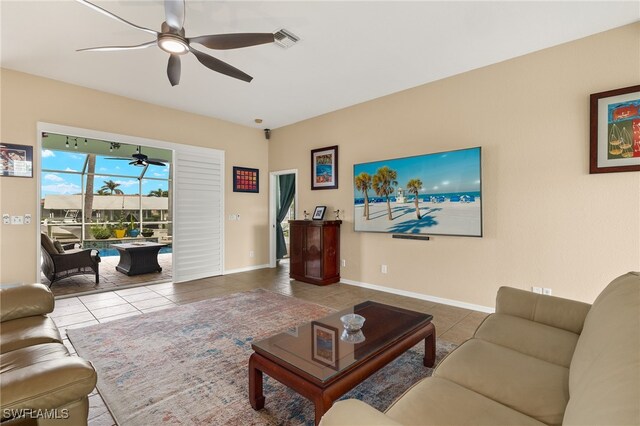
[276, 174, 296, 260]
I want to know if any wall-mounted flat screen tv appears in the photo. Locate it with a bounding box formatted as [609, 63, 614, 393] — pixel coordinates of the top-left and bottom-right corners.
[353, 147, 482, 237]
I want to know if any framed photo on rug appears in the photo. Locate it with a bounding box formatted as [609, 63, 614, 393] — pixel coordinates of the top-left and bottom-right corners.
[590, 85, 640, 174]
[311, 321, 339, 369]
[1, 143, 33, 178]
[311, 145, 338, 190]
[233, 166, 259, 193]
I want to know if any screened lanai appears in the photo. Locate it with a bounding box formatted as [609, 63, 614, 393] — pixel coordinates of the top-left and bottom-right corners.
[40, 133, 173, 295]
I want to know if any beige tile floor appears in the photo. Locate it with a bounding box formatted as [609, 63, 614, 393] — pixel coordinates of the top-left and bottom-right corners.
[52, 263, 488, 426]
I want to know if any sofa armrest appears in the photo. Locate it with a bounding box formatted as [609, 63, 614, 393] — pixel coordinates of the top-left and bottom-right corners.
[496, 287, 591, 334]
[320, 400, 403, 426]
[0, 284, 55, 322]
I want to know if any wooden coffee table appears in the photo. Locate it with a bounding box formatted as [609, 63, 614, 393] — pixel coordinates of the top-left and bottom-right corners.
[249, 301, 435, 425]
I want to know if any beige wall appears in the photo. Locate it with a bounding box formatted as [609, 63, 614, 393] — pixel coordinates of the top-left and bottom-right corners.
[269, 23, 640, 308]
[0, 69, 269, 284]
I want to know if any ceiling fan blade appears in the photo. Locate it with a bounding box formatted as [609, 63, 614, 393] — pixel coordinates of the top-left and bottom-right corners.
[146, 160, 167, 166]
[75, 0, 158, 36]
[189, 33, 275, 50]
[189, 47, 252, 83]
[164, 0, 185, 31]
[77, 40, 156, 52]
[105, 158, 131, 161]
[167, 55, 181, 86]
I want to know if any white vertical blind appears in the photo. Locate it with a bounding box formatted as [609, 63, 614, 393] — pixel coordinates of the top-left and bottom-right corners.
[173, 146, 224, 283]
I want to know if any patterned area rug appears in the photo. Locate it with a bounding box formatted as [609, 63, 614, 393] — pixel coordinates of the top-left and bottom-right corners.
[68, 289, 456, 425]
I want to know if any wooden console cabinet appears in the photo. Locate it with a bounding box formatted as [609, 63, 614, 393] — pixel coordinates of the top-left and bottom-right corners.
[289, 220, 341, 286]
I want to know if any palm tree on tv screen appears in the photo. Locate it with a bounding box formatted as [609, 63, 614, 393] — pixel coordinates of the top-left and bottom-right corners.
[372, 166, 398, 220]
[406, 178, 423, 219]
[355, 172, 372, 220]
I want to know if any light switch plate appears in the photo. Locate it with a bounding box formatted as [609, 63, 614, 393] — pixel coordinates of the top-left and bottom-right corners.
[11, 216, 24, 225]
[24, 214, 32, 224]
[2, 214, 9, 225]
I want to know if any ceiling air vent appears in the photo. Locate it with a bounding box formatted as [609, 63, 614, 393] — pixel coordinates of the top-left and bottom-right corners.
[273, 28, 300, 49]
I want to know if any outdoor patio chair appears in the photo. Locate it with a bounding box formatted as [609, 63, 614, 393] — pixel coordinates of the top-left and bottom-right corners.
[41, 232, 101, 287]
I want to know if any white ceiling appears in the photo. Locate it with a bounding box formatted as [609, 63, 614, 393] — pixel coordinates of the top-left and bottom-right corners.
[1, 1, 638, 129]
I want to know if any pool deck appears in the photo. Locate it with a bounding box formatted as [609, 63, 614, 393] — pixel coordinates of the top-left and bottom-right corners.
[44, 253, 173, 297]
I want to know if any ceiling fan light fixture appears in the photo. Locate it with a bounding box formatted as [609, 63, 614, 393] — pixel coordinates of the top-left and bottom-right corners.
[158, 34, 189, 55]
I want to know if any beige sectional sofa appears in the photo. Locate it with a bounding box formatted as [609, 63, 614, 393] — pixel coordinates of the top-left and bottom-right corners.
[0, 284, 97, 425]
[320, 271, 640, 426]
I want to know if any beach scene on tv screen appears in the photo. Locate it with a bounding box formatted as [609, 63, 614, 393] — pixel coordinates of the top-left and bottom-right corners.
[353, 147, 482, 237]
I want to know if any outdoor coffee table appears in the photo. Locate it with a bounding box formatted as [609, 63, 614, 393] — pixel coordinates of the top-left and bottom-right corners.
[111, 242, 167, 276]
[249, 301, 435, 425]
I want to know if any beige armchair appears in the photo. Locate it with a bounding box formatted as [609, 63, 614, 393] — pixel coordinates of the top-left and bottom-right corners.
[0, 284, 97, 425]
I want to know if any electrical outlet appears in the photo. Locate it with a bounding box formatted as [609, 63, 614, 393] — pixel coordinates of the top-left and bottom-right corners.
[2, 214, 9, 225]
[532, 286, 543, 294]
[11, 216, 24, 225]
[381, 264, 388, 274]
[542, 288, 552, 296]
[341, 259, 346, 267]
[249, 250, 254, 258]
[24, 214, 32, 224]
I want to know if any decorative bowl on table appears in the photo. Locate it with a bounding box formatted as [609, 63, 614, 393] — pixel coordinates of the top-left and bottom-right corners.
[341, 329, 365, 344]
[340, 314, 365, 332]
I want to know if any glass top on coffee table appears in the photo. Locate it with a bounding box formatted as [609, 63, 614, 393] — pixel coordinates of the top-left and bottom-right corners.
[251, 301, 433, 383]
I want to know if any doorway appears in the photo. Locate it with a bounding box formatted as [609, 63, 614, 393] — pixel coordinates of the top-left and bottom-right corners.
[269, 170, 298, 268]
[36, 122, 225, 296]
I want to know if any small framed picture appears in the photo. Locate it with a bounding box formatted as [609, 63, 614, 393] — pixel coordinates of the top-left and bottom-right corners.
[590, 85, 640, 174]
[312, 206, 326, 220]
[311, 321, 339, 369]
[311, 145, 338, 190]
[233, 166, 259, 193]
[1, 143, 33, 178]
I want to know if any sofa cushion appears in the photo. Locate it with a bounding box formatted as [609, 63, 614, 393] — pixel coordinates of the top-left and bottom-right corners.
[474, 313, 580, 367]
[434, 338, 569, 425]
[563, 272, 640, 425]
[384, 376, 547, 426]
[40, 233, 59, 255]
[0, 343, 97, 416]
[0, 284, 55, 322]
[53, 240, 65, 253]
[495, 287, 591, 334]
[0, 316, 62, 353]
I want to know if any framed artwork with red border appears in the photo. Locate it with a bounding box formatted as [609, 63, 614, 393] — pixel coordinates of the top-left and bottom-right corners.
[590, 85, 640, 174]
[233, 166, 259, 193]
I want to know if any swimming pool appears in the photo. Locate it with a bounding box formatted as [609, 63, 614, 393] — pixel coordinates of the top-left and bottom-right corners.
[98, 246, 173, 257]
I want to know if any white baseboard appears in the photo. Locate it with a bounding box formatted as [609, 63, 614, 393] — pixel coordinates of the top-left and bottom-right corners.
[224, 264, 270, 275]
[341, 278, 495, 314]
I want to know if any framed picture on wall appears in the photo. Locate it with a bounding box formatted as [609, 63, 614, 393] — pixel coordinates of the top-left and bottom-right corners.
[590, 85, 640, 174]
[1, 143, 33, 178]
[311, 321, 339, 369]
[233, 166, 259, 193]
[311, 145, 338, 190]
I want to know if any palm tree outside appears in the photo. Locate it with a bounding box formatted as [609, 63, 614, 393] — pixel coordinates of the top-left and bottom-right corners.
[372, 166, 398, 220]
[355, 172, 372, 220]
[101, 180, 123, 195]
[406, 178, 423, 219]
[148, 188, 169, 197]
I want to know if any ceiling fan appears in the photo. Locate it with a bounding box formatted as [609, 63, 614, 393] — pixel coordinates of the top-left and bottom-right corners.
[106, 146, 166, 167]
[76, 0, 275, 86]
